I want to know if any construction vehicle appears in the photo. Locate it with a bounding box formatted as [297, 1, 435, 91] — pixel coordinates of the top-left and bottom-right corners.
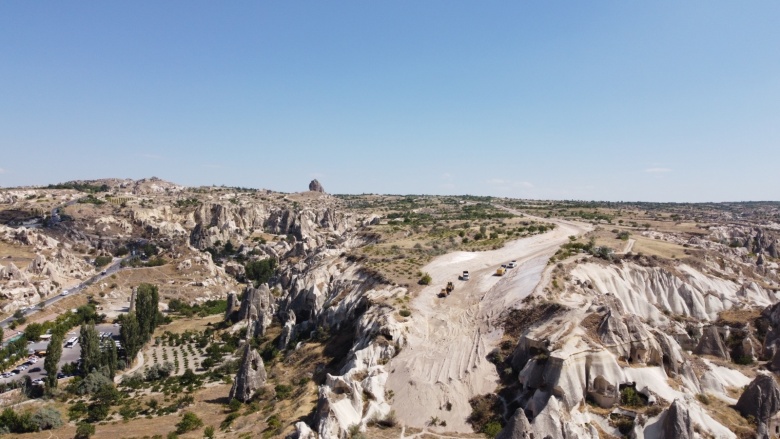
[496, 266, 506, 276]
[439, 281, 455, 298]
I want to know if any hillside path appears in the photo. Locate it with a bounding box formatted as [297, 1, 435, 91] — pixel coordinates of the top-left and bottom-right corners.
[385, 213, 591, 431]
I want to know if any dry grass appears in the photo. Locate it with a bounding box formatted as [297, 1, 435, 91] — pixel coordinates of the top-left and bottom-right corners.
[8, 384, 233, 439]
[161, 314, 224, 334]
[701, 394, 754, 436]
[358, 217, 552, 291]
[0, 241, 38, 269]
[717, 308, 762, 327]
[631, 236, 687, 259]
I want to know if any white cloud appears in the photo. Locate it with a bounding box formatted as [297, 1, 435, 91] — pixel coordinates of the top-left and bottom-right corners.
[0, 168, 5, 174]
[645, 167, 671, 173]
[441, 172, 452, 180]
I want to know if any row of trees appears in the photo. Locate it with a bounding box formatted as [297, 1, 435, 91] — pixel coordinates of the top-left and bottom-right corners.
[119, 283, 160, 362]
[40, 304, 104, 388]
[42, 284, 160, 389]
[78, 324, 118, 379]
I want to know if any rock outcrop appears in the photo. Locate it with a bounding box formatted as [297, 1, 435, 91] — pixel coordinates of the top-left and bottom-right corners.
[735, 374, 780, 437]
[236, 284, 276, 338]
[571, 262, 776, 323]
[225, 292, 238, 322]
[228, 342, 267, 402]
[278, 309, 297, 350]
[309, 179, 325, 193]
[497, 409, 533, 439]
[693, 325, 730, 360]
[661, 399, 694, 439]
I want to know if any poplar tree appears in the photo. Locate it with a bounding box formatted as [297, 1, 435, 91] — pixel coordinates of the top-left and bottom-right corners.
[44, 331, 64, 388]
[120, 312, 141, 362]
[135, 283, 159, 342]
[101, 339, 118, 379]
[79, 323, 101, 375]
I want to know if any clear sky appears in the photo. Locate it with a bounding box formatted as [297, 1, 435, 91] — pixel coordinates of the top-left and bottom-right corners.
[1, 2, 778, 202]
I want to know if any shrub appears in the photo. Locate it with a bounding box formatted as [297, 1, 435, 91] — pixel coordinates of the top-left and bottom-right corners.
[245, 258, 278, 285]
[620, 386, 645, 407]
[468, 394, 501, 435]
[418, 273, 432, 285]
[220, 412, 240, 430]
[70, 371, 114, 395]
[228, 398, 242, 412]
[482, 421, 502, 438]
[94, 255, 113, 268]
[87, 402, 110, 422]
[399, 309, 412, 318]
[275, 384, 293, 399]
[75, 423, 96, 439]
[204, 426, 215, 439]
[176, 412, 204, 434]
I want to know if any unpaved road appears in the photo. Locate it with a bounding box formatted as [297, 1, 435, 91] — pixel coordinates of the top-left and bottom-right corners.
[386, 214, 591, 431]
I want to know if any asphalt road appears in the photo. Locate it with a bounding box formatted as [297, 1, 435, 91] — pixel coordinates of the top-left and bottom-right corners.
[0, 257, 124, 329]
[0, 323, 120, 385]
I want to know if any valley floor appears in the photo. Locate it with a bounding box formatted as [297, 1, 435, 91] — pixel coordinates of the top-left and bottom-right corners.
[386, 217, 590, 431]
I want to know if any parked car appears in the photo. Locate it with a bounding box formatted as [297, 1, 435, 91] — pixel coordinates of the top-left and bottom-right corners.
[507, 260, 517, 268]
[462, 271, 470, 280]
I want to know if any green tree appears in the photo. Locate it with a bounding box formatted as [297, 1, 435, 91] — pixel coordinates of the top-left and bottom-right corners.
[79, 323, 101, 375]
[135, 283, 160, 342]
[0, 326, 4, 344]
[44, 331, 64, 388]
[94, 255, 112, 268]
[244, 258, 277, 285]
[120, 312, 142, 362]
[23, 323, 45, 341]
[101, 338, 118, 378]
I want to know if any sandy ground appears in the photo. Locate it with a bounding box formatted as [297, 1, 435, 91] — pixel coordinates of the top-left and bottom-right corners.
[386, 216, 591, 431]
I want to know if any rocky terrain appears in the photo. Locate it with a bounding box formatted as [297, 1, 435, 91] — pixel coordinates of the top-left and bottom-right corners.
[1, 180, 779, 439]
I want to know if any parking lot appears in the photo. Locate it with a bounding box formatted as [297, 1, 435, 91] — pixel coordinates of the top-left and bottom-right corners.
[0, 323, 120, 387]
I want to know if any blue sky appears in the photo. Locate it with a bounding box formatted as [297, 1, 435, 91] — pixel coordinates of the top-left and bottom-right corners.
[1, 2, 778, 201]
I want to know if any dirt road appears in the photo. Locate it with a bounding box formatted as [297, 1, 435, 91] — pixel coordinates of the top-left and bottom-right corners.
[385, 216, 590, 431]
